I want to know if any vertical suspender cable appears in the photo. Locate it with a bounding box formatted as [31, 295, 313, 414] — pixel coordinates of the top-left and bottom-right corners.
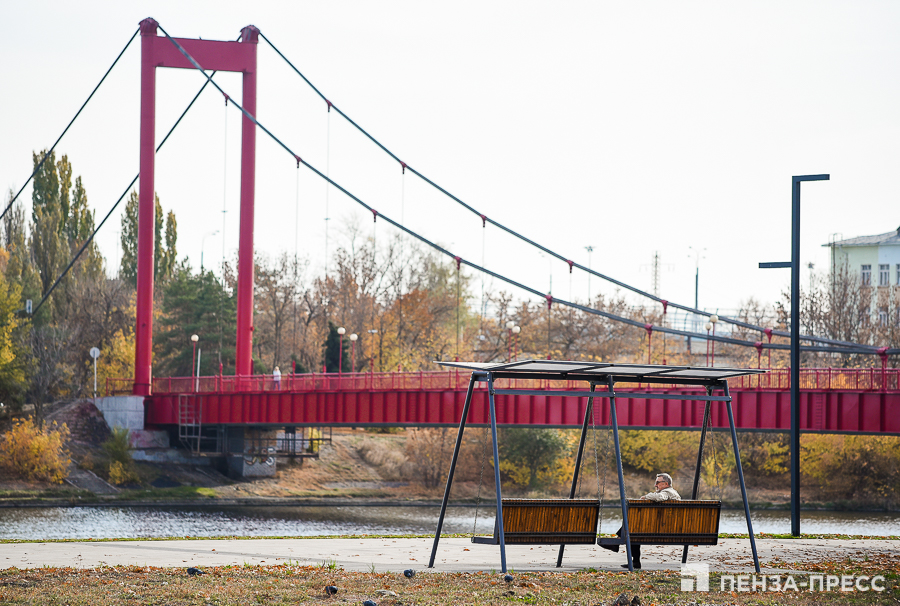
[456, 262, 461, 361]
[325, 106, 332, 280]
[294, 162, 301, 361]
[481, 222, 486, 332]
[222, 97, 228, 277]
[220, 96, 228, 365]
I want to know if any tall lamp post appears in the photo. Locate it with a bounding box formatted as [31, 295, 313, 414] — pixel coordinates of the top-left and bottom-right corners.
[89, 347, 100, 398]
[512, 325, 520, 361]
[759, 173, 830, 537]
[704, 322, 712, 366]
[709, 314, 719, 366]
[584, 245, 594, 305]
[349, 333, 358, 372]
[200, 229, 219, 271]
[337, 327, 346, 375]
[190, 334, 199, 392]
[506, 321, 515, 362]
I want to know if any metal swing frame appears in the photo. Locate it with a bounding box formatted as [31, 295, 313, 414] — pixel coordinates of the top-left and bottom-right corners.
[427, 360, 764, 573]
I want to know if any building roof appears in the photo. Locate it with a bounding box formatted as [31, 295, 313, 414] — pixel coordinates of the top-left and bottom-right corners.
[823, 227, 900, 248]
[436, 359, 765, 383]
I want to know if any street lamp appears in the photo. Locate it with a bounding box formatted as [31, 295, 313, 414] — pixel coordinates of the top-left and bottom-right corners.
[349, 333, 358, 372]
[191, 334, 199, 392]
[200, 230, 219, 271]
[506, 321, 515, 362]
[337, 327, 346, 375]
[89, 347, 100, 399]
[704, 323, 712, 366]
[709, 314, 719, 366]
[584, 246, 594, 305]
[512, 325, 521, 361]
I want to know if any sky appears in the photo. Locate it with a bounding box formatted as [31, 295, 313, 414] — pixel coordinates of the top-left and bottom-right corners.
[2, 1, 899, 325]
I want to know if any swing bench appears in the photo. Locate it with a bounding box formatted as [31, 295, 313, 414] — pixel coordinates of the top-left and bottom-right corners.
[596, 499, 722, 547]
[471, 499, 601, 545]
[428, 360, 764, 573]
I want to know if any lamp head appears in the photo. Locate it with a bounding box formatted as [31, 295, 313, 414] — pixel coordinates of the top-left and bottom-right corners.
[506, 321, 515, 329]
[349, 333, 358, 342]
[337, 327, 346, 335]
[705, 323, 713, 331]
[709, 314, 719, 324]
[191, 334, 199, 343]
[512, 326, 520, 334]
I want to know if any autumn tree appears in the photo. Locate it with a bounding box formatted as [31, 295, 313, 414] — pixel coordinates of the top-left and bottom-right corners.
[119, 190, 178, 285]
[254, 253, 301, 370]
[0, 251, 28, 412]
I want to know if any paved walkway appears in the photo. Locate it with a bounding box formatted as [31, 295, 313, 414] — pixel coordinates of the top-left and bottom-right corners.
[1, 538, 896, 572]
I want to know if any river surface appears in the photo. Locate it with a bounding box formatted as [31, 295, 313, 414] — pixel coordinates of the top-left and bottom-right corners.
[0, 507, 896, 541]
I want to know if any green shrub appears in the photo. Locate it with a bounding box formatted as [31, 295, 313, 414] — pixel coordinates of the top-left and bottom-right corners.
[101, 427, 137, 485]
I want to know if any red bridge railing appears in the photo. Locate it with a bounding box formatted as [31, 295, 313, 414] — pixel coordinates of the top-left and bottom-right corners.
[105, 367, 900, 396]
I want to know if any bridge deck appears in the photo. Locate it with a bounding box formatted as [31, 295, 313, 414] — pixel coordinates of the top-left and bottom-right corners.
[135, 370, 900, 434]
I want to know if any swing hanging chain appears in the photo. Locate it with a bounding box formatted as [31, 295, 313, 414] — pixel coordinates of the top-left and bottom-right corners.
[712, 428, 723, 500]
[598, 407, 613, 535]
[472, 426, 489, 537]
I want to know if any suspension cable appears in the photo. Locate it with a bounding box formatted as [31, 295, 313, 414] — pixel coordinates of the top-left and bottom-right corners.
[160, 27, 897, 357]
[33, 71, 220, 315]
[258, 32, 876, 352]
[2, 28, 140, 223]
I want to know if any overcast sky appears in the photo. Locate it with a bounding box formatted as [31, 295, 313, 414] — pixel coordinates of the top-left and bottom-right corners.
[2, 1, 898, 323]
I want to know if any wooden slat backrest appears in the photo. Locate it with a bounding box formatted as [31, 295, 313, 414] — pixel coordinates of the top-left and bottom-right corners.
[497, 499, 600, 545]
[625, 499, 721, 545]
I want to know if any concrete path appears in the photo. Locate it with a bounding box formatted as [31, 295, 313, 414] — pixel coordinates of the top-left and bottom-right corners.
[1, 538, 896, 572]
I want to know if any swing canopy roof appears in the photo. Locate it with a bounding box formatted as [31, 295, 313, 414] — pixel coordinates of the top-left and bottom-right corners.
[437, 360, 765, 386]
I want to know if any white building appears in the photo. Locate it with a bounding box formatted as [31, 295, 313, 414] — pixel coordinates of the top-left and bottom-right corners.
[824, 226, 900, 287]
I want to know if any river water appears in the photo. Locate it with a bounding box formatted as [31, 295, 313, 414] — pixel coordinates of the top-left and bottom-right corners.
[0, 506, 896, 541]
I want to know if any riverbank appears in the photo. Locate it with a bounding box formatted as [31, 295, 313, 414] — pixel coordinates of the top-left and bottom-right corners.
[2, 493, 898, 512]
[4, 424, 898, 513]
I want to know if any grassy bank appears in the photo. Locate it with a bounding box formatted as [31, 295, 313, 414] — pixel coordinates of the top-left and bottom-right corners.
[0, 561, 896, 605]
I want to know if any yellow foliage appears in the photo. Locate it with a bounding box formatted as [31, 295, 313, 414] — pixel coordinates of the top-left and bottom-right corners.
[0, 418, 70, 483]
[108, 460, 138, 486]
[618, 430, 699, 477]
[92, 327, 136, 394]
[801, 434, 900, 504]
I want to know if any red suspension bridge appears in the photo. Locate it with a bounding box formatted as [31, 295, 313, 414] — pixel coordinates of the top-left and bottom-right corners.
[8, 20, 900, 472]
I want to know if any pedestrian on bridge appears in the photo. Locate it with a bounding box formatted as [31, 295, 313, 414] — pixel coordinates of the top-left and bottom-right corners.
[273, 366, 282, 390]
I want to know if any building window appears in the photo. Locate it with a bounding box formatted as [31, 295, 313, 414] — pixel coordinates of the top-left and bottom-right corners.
[879, 307, 888, 327]
[879, 264, 890, 286]
[861, 264, 871, 285]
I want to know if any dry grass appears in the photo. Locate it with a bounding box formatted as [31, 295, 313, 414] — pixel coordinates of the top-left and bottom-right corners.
[0, 563, 896, 605]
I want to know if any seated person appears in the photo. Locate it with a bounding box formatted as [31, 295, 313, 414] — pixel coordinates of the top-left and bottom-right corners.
[601, 472, 681, 569]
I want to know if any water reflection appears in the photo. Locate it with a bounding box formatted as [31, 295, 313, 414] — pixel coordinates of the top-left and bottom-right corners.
[0, 506, 895, 541]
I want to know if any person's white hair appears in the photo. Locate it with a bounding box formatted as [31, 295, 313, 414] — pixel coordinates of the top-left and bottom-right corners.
[656, 473, 673, 486]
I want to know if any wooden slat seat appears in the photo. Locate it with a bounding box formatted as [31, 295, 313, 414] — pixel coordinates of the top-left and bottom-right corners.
[471, 499, 600, 545]
[596, 499, 721, 547]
